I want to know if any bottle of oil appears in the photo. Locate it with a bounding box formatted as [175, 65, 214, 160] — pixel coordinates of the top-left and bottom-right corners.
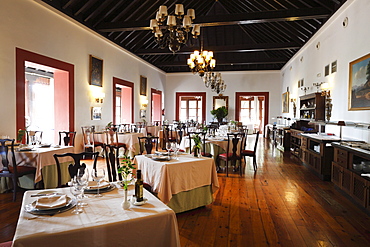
[135, 170, 144, 202]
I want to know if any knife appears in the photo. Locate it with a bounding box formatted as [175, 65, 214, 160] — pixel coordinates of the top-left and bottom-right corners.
[30, 193, 64, 197]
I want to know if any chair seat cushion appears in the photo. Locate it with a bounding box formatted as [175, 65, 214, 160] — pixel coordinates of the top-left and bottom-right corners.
[201, 152, 212, 157]
[111, 142, 127, 147]
[218, 153, 241, 159]
[241, 150, 254, 155]
[94, 142, 104, 146]
[8, 165, 36, 175]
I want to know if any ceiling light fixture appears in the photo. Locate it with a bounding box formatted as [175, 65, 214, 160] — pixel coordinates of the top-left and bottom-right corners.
[149, 4, 200, 53]
[203, 72, 226, 95]
[187, 50, 216, 77]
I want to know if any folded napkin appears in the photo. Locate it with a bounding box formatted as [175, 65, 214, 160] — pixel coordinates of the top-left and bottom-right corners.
[87, 181, 110, 189]
[35, 195, 67, 209]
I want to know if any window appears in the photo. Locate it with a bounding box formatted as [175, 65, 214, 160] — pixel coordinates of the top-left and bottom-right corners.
[176, 92, 206, 123]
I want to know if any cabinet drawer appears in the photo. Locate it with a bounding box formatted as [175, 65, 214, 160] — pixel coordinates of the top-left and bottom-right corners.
[301, 138, 308, 149]
[334, 148, 348, 168]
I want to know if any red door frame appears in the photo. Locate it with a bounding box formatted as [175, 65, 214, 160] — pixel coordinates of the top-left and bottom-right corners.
[16, 48, 75, 136]
[175, 92, 206, 123]
[151, 88, 162, 124]
[113, 77, 134, 124]
[235, 92, 269, 130]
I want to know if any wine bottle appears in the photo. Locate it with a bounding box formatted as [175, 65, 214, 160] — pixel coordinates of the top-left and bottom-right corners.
[135, 170, 144, 202]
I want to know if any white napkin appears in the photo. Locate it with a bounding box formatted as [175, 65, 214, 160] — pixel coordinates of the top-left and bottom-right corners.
[87, 181, 110, 189]
[35, 195, 67, 209]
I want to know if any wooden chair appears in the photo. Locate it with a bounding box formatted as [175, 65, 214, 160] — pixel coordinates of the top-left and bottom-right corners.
[104, 130, 128, 181]
[217, 132, 245, 176]
[198, 131, 212, 158]
[58, 131, 76, 146]
[138, 136, 159, 154]
[163, 125, 177, 150]
[53, 152, 99, 188]
[0, 139, 36, 201]
[26, 130, 43, 145]
[176, 123, 186, 145]
[81, 126, 104, 153]
[241, 132, 260, 171]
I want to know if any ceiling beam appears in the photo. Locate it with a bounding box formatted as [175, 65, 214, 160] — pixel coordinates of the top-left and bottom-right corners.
[135, 42, 300, 55]
[97, 7, 330, 32]
[156, 57, 288, 67]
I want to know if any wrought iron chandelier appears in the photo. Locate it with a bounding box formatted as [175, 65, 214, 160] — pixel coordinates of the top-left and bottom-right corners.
[203, 72, 226, 95]
[149, 4, 200, 53]
[187, 50, 216, 77]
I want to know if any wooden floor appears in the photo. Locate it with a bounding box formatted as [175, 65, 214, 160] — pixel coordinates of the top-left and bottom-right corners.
[1, 138, 370, 246]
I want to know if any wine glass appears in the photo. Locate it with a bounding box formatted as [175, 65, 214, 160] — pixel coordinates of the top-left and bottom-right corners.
[76, 167, 89, 206]
[166, 142, 172, 152]
[70, 182, 83, 214]
[171, 142, 179, 160]
[91, 168, 105, 197]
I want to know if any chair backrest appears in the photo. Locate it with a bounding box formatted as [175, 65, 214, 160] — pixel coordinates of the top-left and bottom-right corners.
[225, 132, 245, 160]
[0, 139, 17, 174]
[153, 121, 160, 126]
[138, 136, 159, 154]
[81, 126, 94, 147]
[253, 131, 260, 153]
[53, 152, 99, 188]
[58, 131, 76, 146]
[197, 131, 209, 153]
[104, 145, 124, 182]
[176, 123, 186, 144]
[26, 130, 43, 145]
[105, 129, 119, 145]
[121, 124, 131, 132]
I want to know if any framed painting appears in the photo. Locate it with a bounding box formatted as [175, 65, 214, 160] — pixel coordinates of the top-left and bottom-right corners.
[140, 109, 146, 118]
[89, 55, 103, 87]
[349, 53, 370, 110]
[140, 76, 147, 96]
[282, 92, 289, 113]
[91, 107, 102, 120]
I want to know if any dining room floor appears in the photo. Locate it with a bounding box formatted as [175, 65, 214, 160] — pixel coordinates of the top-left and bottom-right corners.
[1, 137, 370, 246]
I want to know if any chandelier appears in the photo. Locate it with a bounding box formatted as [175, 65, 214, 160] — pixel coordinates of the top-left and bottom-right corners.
[203, 72, 226, 95]
[149, 4, 200, 53]
[187, 50, 216, 77]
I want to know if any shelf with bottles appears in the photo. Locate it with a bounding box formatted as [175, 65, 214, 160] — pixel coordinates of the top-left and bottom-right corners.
[299, 92, 325, 121]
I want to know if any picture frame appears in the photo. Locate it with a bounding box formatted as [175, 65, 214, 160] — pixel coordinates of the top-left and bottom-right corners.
[89, 55, 103, 87]
[331, 60, 337, 73]
[91, 107, 102, 120]
[349, 53, 370, 110]
[213, 95, 229, 111]
[140, 109, 146, 118]
[324, 64, 330, 76]
[140, 76, 147, 96]
[282, 92, 289, 113]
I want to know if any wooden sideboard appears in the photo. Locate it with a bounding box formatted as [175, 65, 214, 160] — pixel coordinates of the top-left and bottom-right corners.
[331, 142, 370, 211]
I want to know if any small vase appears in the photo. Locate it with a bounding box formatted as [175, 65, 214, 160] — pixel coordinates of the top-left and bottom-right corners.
[121, 189, 130, 210]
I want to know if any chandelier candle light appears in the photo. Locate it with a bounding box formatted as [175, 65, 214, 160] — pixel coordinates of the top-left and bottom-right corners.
[150, 4, 200, 53]
[203, 72, 226, 95]
[187, 50, 216, 77]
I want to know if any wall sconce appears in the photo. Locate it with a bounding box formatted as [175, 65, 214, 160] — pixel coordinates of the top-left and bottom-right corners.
[90, 86, 105, 103]
[301, 86, 309, 95]
[141, 99, 149, 108]
[313, 82, 323, 92]
[290, 98, 297, 118]
[321, 82, 332, 121]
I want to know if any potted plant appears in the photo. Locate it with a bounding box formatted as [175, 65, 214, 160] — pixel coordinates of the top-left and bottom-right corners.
[192, 134, 202, 158]
[118, 155, 136, 209]
[210, 106, 228, 124]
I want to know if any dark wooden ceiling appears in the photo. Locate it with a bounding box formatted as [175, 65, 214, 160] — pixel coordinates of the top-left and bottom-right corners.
[41, 0, 347, 73]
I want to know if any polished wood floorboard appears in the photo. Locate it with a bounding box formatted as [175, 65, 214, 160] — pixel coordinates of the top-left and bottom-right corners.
[1, 138, 370, 246]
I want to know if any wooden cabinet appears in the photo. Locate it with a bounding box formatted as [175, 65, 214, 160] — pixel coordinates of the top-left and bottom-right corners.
[290, 129, 302, 158]
[275, 127, 290, 152]
[332, 162, 352, 195]
[299, 93, 325, 121]
[351, 173, 369, 208]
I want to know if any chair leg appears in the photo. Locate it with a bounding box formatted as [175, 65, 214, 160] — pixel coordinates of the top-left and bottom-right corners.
[226, 160, 228, 177]
[12, 177, 17, 201]
[253, 156, 257, 171]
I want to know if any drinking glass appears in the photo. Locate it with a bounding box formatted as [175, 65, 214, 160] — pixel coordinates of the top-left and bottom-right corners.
[70, 183, 83, 214]
[171, 142, 179, 160]
[166, 142, 172, 152]
[76, 167, 89, 206]
[91, 168, 105, 197]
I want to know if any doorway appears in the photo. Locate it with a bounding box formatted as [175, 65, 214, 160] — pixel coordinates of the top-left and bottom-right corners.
[235, 92, 269, 133]
[175, 92, 206, 123]
[113, 77, 134, 124]
[16, 48, 74, 144]
[151, 88, 162, 124]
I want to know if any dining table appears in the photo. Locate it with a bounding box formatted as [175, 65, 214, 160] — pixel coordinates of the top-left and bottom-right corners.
[12, 185, 180, 247]
[0, 145, 74, 192]
[133, 153, 219, 213]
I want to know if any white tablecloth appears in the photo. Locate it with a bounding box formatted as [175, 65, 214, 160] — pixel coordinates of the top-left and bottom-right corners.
[13, 186, 180, 247]
[134, 154, 219, 204]
[12, 146, 74, 184]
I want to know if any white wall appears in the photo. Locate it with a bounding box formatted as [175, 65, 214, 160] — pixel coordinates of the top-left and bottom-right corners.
[0, 0, 166, 149]
[165, 71, 281, 123]
[281, 0, 370, 141]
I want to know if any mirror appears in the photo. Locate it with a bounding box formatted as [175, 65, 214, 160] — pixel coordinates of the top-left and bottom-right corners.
[213, 96, 228, 111]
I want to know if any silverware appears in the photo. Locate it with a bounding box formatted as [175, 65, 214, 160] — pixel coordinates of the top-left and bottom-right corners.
[30, 193, 64, 197]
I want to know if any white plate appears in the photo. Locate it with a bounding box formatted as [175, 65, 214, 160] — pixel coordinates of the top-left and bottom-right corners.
[86, 181, 111, 190]
[152, 156, 170, 161]
[31, 196, 72, 211]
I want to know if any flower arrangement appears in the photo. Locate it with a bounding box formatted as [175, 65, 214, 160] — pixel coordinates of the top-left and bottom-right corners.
[118, 155, 136, 190]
